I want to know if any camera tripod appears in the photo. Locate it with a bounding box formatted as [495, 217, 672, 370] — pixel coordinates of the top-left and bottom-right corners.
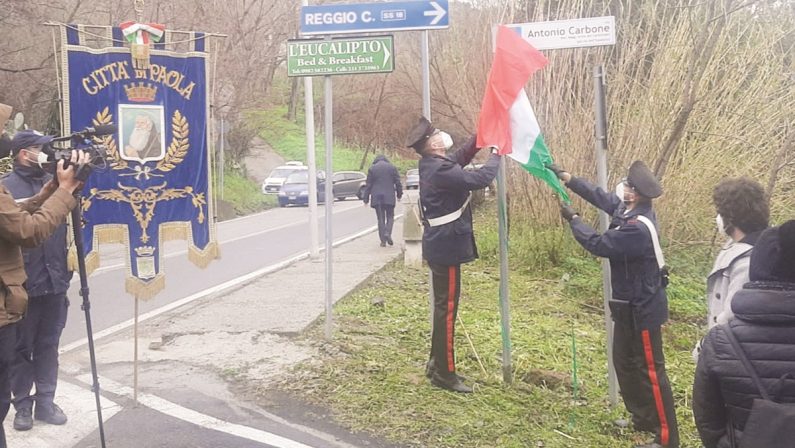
[71, 197, 107, 448]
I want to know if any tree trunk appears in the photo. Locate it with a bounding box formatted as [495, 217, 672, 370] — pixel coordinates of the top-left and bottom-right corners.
[766, 127, 794, 201]
[287, 76, 300, 122]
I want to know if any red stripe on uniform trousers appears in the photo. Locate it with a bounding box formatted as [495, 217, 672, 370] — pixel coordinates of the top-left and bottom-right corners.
[447, 266, 456, 372]
[642, 330, 670, 446]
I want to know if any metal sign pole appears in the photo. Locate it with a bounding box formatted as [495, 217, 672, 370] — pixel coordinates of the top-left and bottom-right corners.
[324, 71, 334, 340]
[421, 30, 434, 330]
[593, 64, 618, 406]
[497, 157, 512, 383]
[302, 0, 320, 259]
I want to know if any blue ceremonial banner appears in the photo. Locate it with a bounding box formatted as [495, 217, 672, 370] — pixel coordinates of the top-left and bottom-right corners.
[60, 25, 218, 299]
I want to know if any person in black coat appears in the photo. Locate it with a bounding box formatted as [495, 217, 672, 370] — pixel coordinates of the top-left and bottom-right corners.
[362, 155, 402, 247]
[693, 220, 795, 448]
[405, 116, 500, 393]
[550, 161, 679, 448]
[3, 130, 73, 431]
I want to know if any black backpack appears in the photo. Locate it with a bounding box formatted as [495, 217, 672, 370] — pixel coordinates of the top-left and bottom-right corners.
[723, 324, 795, 448]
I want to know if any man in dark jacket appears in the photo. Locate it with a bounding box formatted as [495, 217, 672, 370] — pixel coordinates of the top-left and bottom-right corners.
[693, 220, 795, 448]
[362, 155, 402, 247]
[550, 161, 679, 448]
[3, 130, 73, 430]
[0, 104, 86, 448]
[405, 116, 500, 393]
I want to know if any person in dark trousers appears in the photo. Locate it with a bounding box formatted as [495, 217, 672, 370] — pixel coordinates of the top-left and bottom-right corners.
[0, 103, 87, 448]
[405, 116, 500, 393]
[693, 220, 795, 448]
[362, 155, 402, 247]
[550, 161, 679, 448]
[3, 130, 74, 430]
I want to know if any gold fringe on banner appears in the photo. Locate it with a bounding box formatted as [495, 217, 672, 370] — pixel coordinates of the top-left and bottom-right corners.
[67, 225, 129, 274]
[160, 223, 188, 241]
[189, 241, 220, 268]
[126, 274, 166, 301]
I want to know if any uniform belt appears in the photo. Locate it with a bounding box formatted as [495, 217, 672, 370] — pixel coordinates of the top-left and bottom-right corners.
[426, 193, 472, 227]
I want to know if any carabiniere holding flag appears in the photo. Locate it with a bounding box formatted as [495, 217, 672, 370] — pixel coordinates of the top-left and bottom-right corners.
[548, 160, 680, 448]
[406, 117, 500, 394]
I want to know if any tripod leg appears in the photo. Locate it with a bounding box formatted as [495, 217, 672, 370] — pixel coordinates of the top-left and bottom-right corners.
[71, 203, 107, 448]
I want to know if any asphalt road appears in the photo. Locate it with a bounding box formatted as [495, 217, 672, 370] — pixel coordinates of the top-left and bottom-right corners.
[6, 199, 405, 448]
[61, 199, 386, 346]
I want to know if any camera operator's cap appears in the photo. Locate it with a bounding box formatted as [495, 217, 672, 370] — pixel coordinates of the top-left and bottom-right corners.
[0, 103, 11, 125]
[10, 129, 54, 155]
[626, 160, 663, 198]
[405, 116, 436, 152]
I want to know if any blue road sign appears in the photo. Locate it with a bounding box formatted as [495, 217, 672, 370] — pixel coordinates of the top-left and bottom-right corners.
[301, 1, 449, 36]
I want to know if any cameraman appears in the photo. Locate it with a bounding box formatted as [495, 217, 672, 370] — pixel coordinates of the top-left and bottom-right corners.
[0, 104, 88, 448]
[4, 130, 74, 431]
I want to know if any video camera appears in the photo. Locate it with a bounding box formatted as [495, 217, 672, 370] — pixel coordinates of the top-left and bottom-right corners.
[44, 124, 116, 181]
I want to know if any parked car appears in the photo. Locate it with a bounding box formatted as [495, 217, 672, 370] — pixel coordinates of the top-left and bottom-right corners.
[329, 171, 367, 200]
[278, 170, 326, 207]
[262, 162, 306, 194]
[405, 168, 419, 190]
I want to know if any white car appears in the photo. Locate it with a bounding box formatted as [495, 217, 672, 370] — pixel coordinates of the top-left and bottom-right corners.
[261, 162, 306, 194]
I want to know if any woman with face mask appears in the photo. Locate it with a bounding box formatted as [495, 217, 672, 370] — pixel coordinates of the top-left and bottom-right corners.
[692, 178, 770, 361]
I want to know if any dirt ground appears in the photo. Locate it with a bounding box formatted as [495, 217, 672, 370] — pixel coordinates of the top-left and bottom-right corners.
[243, 136, 285, 184]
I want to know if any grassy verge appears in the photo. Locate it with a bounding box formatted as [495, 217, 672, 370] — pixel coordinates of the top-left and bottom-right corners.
[252, 106, 418, 174]
[275, 199, 710, 447]
[220, 169, 276, 215]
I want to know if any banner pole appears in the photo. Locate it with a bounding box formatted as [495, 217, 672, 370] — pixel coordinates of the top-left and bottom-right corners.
[134, 296, 139, 405]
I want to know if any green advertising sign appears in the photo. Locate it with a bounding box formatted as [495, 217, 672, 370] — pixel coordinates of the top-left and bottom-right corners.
[287, 35, 394, 77]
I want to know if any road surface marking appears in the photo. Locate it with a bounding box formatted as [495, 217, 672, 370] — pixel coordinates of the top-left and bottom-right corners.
[77, 375, 317, 448]
[84, 202, 372, 276]
[5, 380, 121, 448]
[60, 220, 399, 355]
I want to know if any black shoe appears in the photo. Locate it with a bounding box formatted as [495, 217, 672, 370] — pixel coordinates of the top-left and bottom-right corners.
[430, 372, 473, 393]
[386, 237, 394, 246]
[380, 241, 386, 247]
[13, 408, 33, 431]
[34, 402, 67, 425]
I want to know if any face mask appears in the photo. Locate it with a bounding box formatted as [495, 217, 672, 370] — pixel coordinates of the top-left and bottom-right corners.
[439, 131, 454, 150]
[716, 214, 730, 237]
[614, 182, 625, 201]
[22, 148, 49, 169]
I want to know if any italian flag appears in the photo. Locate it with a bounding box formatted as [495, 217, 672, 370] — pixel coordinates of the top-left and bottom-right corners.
[477, 26, 569, 203]
[120, 21, 166, 45]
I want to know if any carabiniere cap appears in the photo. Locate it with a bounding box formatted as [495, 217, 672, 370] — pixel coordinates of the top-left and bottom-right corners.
[405, 116, 436, 152]
[626, 160, 663, 199]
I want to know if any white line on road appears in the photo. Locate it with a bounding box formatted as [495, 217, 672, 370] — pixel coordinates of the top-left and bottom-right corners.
[76, 375, 317, 448]
[5, 380, 121, 448]
[83, 202, 369, 276]
[59, 220, 397, 355]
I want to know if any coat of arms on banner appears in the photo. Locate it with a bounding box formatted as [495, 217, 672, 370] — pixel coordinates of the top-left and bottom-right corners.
[59, 24, 219, 299]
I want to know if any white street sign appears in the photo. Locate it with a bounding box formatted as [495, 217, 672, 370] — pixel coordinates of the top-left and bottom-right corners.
[507, 16, 616, 50]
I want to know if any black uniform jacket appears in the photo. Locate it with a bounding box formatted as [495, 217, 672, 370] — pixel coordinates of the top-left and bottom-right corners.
[567, 176, 669, 329]
[419, 136, 499, 266]
[693, 284, 795, 448]
[2, 165, 72, 297]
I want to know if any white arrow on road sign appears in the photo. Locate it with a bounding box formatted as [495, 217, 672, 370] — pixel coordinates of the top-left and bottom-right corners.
[423, 1, 446, 26]
[383, 44, 391, 68]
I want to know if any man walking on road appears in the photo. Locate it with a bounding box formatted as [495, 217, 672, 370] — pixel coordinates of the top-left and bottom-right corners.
[3, 130, 73, 431]
[550, 160, 679, 448]
[362, 155, 402, 247]
[406, 116, 500, 394]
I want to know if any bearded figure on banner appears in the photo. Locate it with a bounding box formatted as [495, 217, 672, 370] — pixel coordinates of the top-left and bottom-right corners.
[124, 114, 162, 160]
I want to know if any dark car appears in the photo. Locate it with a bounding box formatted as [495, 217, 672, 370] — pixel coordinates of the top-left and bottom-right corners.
[405, 168, 419, 190]
[330, 171, 367, 200]
[278, 171, 326, 207]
